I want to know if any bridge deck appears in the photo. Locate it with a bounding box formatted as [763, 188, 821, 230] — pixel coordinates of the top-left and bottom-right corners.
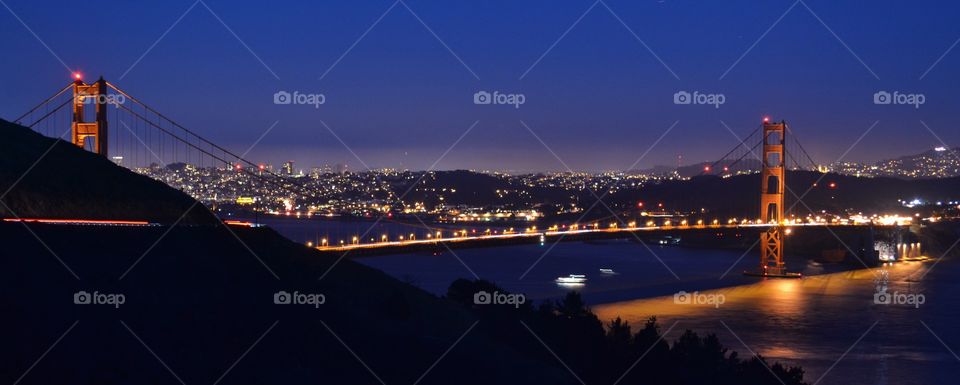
[314, 223, 884, 253]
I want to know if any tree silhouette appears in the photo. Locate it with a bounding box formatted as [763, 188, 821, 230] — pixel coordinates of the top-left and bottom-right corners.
[445, 280, 810, 385]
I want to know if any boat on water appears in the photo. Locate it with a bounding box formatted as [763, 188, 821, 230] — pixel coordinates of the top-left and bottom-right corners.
[599, 268, 616, 275]
[555, 274, 587, 283]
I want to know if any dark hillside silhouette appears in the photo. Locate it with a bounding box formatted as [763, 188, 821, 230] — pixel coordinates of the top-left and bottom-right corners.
[0, 119, 215, 224]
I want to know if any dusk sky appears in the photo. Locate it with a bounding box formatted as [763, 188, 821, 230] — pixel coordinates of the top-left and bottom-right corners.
[2, 0, 959, 172]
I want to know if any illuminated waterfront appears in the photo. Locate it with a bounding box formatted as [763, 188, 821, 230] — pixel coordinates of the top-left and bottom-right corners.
[594, 261, 948, 384]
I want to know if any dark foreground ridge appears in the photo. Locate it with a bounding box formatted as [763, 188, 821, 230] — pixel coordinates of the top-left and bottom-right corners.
[1, 118, 806, 384]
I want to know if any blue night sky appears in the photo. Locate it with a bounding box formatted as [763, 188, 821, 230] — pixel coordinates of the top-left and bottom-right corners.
[2, 0, 959, 172]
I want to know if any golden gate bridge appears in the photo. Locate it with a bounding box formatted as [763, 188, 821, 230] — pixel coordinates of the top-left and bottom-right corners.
[13, 75, 896, 278]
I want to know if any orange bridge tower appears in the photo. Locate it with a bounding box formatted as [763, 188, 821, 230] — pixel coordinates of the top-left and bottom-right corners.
[748, 119, 800, 278]
[760, 120, 785, 275]
[71, 76, 109, 155]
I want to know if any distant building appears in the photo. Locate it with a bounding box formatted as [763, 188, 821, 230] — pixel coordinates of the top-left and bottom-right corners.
[282, 161, 295, 175]
[310, 165, 333, 179]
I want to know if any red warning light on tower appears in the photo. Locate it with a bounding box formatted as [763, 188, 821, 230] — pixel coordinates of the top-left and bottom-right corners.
[763, 116, 770, 123]
[73, 72, 82, 80]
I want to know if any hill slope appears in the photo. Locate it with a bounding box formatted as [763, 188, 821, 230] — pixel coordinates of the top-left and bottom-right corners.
[0, 119, 215, 224]
[0, 119, 571, 384]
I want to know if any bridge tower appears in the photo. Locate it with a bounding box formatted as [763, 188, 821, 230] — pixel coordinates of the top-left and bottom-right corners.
[759, 119, 786, 275]
[745, 118, 801, 278]
[71, 76, 109, 155]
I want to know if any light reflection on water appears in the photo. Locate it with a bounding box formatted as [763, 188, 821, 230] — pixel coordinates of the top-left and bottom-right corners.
[594, 262, 945, 385]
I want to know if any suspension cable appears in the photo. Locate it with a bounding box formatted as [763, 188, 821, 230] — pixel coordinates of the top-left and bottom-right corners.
[700, 124, 762, 176]
[14, 83, 73, 124]
[107, 83, 263, 170]
[786, 125, 818, 171]
[26, 97, 72, 129]
[111, 100, 326, 201]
